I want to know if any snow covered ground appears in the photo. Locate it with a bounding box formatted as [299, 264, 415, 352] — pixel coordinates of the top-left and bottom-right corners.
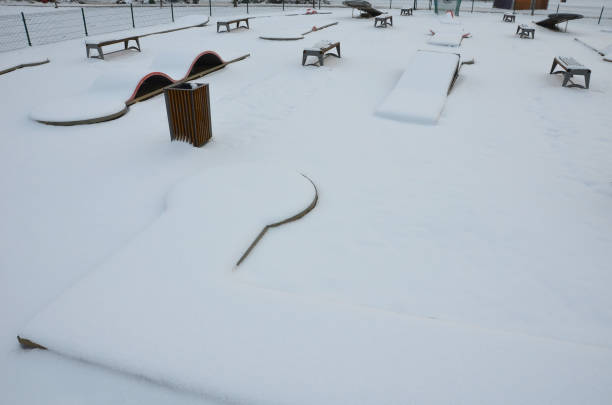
[1, 6, 612, 405]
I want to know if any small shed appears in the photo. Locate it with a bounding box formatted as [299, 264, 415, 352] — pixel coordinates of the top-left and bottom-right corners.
[493, 0, 549, 10]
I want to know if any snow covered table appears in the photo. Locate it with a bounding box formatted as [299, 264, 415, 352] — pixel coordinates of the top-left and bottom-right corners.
[503, 13, 515, 22]
[401, 8, 413, 16]
[516, 24, 535, 39]
[374, 15, 393, 28]
[550, 56, 591, 89]
[302, 41, 341, 66]
[85, 36, 141, 60]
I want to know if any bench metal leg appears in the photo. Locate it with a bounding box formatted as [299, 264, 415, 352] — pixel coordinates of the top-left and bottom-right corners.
[97, 46, 104, 60]
[319, 55, 324, 66]
[550, 60, 558, 74]
[302, 52, 307, 66]
[584, 72, 590, 89]
[561, 72, 572, 87]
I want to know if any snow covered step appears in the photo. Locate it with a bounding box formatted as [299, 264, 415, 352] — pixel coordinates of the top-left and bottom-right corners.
[375, 50, 460, 125]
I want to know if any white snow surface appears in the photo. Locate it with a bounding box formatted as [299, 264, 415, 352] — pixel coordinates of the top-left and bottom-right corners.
[428, 32, 464, 46]
[376, 50, 459, 124]
[2, 7, 612, 405]
[603, 44, 612, 61]
[29, 93, 126, 123]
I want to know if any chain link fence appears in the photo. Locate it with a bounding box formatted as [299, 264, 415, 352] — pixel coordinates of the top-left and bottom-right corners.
[1, 0, 610, 53]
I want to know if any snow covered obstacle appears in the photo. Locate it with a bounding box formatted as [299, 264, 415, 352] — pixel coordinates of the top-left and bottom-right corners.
[30, 51, 249, 126]
[259, 22, 338, 41]
[0, 59, 49, 76]
[574, 38, 612, 63]
[428, 23, 470, 47]
[375, 50, 461, 125]
[17, 165, 612, 404]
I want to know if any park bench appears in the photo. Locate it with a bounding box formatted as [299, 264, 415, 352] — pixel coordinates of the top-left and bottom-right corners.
[401, 8, 413, 16]
[503, 13, 515, 22]
[217, 17, 250, 33]
[550, 56, 590, 89]
[516, 24, 535, 39]
[85, 36, 141, 60]
[302, 41, 341, 66]
[374, 15, 393, 28]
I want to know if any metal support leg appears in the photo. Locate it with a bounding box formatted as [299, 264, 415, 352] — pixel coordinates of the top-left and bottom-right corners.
[550, 60, 558, 74]
[561, 73, 571, 87]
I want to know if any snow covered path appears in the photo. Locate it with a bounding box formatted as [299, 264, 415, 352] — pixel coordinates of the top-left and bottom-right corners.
[1, 8, 612, 405]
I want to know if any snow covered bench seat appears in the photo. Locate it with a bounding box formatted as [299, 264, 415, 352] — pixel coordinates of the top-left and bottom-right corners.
[516, 24, 535, 39]
[217, 17, 250, 33]
[302, 40, 341, 66]
[374, 15, 393, 28]
[85, 36, 141, 60]
[550, 56, 591, 89]
[375, 50, 460, 124]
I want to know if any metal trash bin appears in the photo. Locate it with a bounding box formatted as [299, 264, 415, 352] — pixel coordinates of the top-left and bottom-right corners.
[164, 82, 212, 147]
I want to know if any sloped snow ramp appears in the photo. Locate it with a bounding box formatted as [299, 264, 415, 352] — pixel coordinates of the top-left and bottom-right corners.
[375, 50, 460, 124]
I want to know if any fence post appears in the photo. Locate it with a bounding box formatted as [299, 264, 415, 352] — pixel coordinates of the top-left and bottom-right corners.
[160, 0, 162, 8]
[21, 12, 32, 47]
[81, 8, 88, 36]
[319, 0, 321, 9]
[530, 0, 534, 16]
[428, 0, 431, 11]
[209, 0, 212, 16]
[130, 4, 135, 28]
[598, 6, 604, 24]
[246, 0, 249, 14]
[171, 2, 174, 22]
[414, 0, 416, 10]
[282, 0, 284, 11]
[312, 0, 315, 8]
[389, 0, 392, 9]
[555, 4, 559, 13]
[471, 0, 474, 12]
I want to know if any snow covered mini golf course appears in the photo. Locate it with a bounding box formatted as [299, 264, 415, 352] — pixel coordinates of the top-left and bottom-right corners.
[1, 5, 612, 405]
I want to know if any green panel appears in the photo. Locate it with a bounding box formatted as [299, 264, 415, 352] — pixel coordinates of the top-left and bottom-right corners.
[434, 0, 462, 15]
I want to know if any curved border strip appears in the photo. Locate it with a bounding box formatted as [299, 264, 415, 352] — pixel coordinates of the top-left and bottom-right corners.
[302, 21, 339, 36]
[34, 104, 129, 127]
[235, 174, 319, 268]
[17, 335, 47, 350]
[138, 17, 210, 38]
[259, 35, 304, 41]
[0, 59, 50, 76]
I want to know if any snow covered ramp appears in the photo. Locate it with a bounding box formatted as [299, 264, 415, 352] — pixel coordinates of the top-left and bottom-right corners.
[376, 50, 460, 125]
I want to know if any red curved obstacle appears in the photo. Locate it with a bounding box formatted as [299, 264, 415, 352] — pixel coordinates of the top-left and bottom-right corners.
[126, 51, 237, 105]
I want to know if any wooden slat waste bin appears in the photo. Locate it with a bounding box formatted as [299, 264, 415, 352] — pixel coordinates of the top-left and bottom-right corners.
[164, 82, 212, 147]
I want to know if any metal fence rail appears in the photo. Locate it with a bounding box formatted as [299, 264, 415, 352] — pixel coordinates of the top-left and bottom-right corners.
[1, 1, 610, 53]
